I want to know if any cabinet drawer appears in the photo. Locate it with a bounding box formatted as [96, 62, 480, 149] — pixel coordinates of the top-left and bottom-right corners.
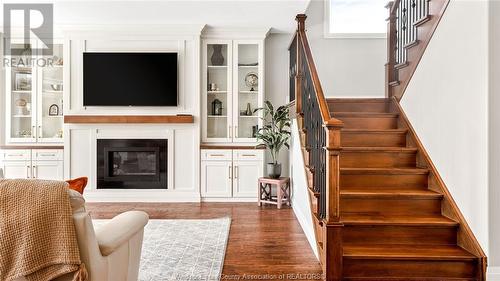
[34, 150, 63, 161]
[234, 150, 264, 161]
[201, 150, 232, 161]
[2, 150, 31, 161]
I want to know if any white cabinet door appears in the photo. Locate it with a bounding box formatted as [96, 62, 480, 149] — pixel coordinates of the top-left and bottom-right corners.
[232, 160, 263, 198]
[33, 160, 64, 180]
[201, 160, 233, 198]
[1, 161, 31, 179]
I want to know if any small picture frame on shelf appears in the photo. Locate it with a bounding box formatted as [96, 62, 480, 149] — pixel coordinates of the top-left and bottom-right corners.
[15, 72, 32, 91]
[48, 104, 59, 116]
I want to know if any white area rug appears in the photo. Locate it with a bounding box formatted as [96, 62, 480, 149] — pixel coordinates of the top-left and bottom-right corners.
[93, 217, 231, 281]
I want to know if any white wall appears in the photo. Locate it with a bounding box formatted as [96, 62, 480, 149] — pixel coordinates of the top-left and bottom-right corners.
[489, 0, 500, 270]
[290, 119, 318, 259]
[304, 0, 386, 98]
[401, 0, 489, 253]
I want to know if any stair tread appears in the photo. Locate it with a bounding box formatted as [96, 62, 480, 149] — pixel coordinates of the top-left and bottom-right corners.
[327, 98, 390, 103]
[341, 167, 429, 175]
[343, 244, 475, 260]
[342, 276, 478, 281]
[342, 213, 458, 226]
[341, 147, 417, 152]
[333, 112, 399, 117]
[342, 129, 407, 133]
[341, 189, 442, 198]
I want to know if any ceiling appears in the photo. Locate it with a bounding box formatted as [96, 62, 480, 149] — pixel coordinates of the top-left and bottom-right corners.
[0, 0, 312, 33]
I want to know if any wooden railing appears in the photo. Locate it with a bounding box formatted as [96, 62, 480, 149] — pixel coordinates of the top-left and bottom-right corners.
[386, 0, 450, 99]
[289, 14, 344, 280]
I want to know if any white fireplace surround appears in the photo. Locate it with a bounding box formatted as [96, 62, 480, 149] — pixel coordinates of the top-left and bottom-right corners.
[65, 125, 200, 202]
[63, 25, 203, 202]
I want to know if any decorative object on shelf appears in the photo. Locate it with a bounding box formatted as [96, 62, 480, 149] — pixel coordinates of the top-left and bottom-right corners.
[211, 99, 223, 116]
[15, 99, 28, 115]
[210, 45, 225, 66]
[209, 83, 218, 91]
[244, 72, 258, 91]
[252, 125, 259, 138]
[18, 130, 31, 138]
[50, 83, 63, 91]
[245, 103, 253, 116]
[52, 56, 63, 66]
[254, 101, 291, 179]
[49, 104, 59, 116]
[14, 72, 32, 91]
[55, 129, 63, 138]
[238, 63, 258, 66]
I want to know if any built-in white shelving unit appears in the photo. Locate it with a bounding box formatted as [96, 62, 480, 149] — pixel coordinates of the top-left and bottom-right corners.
[202, 39, 265, 143]
[5, 40, 65, 143]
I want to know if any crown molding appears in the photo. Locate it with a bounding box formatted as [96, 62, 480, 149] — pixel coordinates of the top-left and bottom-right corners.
[202, 26, 270, 39]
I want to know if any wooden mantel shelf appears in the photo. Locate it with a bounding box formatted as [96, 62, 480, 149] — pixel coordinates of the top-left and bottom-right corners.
[64, 115, 194, 124]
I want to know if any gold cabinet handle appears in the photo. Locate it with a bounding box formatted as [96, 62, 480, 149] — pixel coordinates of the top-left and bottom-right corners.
[234, 166, 238, 179]
[26, 165, 30, 178]
[229, 165, 232, 179]
[210, 154, 224, 157]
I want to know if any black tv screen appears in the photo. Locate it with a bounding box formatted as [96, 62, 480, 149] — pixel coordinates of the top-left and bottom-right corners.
[83, 52, 178, 106]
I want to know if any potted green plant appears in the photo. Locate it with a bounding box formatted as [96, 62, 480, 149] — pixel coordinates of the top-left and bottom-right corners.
[254, 101, 291, 179]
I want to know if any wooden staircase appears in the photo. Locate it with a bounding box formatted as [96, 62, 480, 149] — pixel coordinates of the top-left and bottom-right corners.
[328, 98, 485, 280]
[290, 1, 487, 278]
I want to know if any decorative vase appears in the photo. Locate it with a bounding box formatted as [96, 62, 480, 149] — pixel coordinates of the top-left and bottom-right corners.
[211, 45, 224, 66]
[267, 163, 282, 179]
[212, 99, 223, 115]
[245, 103, 252, 116]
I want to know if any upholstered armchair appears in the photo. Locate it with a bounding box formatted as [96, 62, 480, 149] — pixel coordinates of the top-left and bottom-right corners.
[52, 189, 148, 281]
[13, 189, 148, 281]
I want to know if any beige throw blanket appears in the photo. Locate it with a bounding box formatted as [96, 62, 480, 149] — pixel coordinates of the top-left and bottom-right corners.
[0, 179, 87, 281]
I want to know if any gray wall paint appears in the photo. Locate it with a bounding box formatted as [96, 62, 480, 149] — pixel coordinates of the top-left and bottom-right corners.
[304, 0, 386, 98]
[265, 33, 293, 175]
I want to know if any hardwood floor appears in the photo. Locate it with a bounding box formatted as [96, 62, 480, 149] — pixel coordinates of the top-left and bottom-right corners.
[86, 203, 323, 280]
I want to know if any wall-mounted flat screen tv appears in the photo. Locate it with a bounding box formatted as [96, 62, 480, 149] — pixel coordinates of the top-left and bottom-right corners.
[83, 52, 178, 106]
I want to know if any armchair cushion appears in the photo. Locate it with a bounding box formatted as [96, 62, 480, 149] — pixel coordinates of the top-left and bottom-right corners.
[95, 211, 149, 256]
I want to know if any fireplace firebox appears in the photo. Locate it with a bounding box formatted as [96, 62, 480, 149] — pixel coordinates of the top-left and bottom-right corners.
[97, 139, 167, 189]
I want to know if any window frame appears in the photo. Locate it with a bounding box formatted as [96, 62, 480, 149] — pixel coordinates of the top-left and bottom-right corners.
[324, 0, 388, 39]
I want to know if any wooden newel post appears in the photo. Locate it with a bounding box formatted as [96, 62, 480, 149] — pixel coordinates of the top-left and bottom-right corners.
[385, 1, 396, 98]
[324, 124, 343, 281]
[295, 14, 307, 121]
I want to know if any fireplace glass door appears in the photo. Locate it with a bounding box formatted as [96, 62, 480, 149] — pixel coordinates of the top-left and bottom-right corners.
[97, 139, 167, 189]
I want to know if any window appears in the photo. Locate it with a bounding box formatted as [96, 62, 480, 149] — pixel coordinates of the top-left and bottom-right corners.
[325, 0, 387, 38]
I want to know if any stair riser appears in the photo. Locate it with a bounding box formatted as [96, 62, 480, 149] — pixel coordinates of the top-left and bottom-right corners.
[341, 151, 416, 168]
[341, 174, 428, 189]
[341, 197, 442, 215]
[342, 132, 406, 147]
[343, 226, 457, 245]
[336, 117, 398, 130]
[329, 102, 389, 113]
[343, 260, 477, 278]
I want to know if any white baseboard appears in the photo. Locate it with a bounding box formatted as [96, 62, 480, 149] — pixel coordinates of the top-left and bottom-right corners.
[489, 267, 500, 280]
[83, 190, 201, 202]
